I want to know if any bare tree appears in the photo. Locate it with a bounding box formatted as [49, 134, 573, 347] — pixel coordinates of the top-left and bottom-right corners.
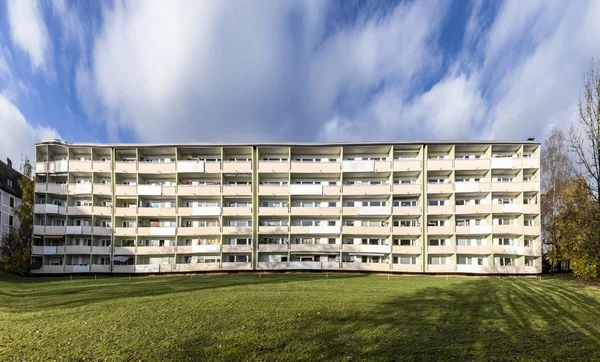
[541, 127, 572, 270]
[569, 59, 600, 203]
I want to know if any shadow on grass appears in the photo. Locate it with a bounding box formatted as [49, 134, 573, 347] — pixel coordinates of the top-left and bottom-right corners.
[0, 273, 365, 314]
[167, 278, 600, 361]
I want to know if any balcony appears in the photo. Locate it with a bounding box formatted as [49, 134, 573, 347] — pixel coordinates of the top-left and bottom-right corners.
[491, 158, 521, 169]
[522, 181, 540, 192]
[49, 160, 68, 173]
[481, 265, 540, 274]
[522, 158, 540, 169]
[258, 207, 289, 216]
[221, 262, 253, 271]
[222, 226, 253, 235]
[392, 245, 422, 254]
[490, 182, 523, 193]
[343, 185, 390, 195]
[288, 261, 322, 270]
[64, 265, 91, 273]
[115, 207, 137, 217]
[46, 183, 68, 195]
[177, 226, 221, 236]
[222, 185, 252, 196]
[138, 185, 162, 196]
[69, 161, 93, 172]
[115, 185, 137, 196]
[455, 204, 491, 214]
[258, 262, 288, 270]
[45, 226, 66, 235]
[176, 206, 221, 217]
[493, 225, 523, 234]
[524, 225, 541, 235]
[427, 226, 454, 235]
[454, 225, 492, 235]
[113, 265, 135, 273]
[456, 265, 483, 273]
[393, 160, 421, 171]
[34, 183, 46, 193]
[341, 263, 390, 272]
[492, 245, 525, 255]
[290, 206, 339, 216]
[177, 160, 204, 173]
[90, 265, 111, 273]
[427, 205, 454, 215]
[492, 204, 524, 214]
[289, 184, 323, 196]
[375, 161, 392, 172]
[392, 264, 422, 272]
[290, 161, 340, 173]
[137, 246, 176, 254]
[135, 264, 161, 273]
[66, 225, 93, 235]
[178, 185, 221, 196]
[222, 245, 252, 253]
[36, 162, 48, 173]
[92, 246, 111, 254]
[258, 161, 289, 173]
[359, 244, 391, 254]
[524, 247, 540, 257]
[93, 161, 112, 172]
[137, 227, 176, 236]
[427, 159, 453, 170]
[428, 245, 455, 254]
[342, 160, 375, 172]
[222, 206, 252, 217]
[258, 244, 289, 252]
[67, 206, 93, 216]
[454, 159, 491, 171]
[289, 244, 340, 252]
[114, 227, 137, 236]
[258, 226, 289, 234]
[222, 161, 252, 173]
[426, 183, 452, 194]
[392, 184, 422, 195]
[65, 245, 91, 254]
[138, 207, 177, 217]
[69, 183, 93, 195]
[34, 204, 67, 215]
[93, 227, 111, 236]
[32, 245, 65, 255]
[342, 226, 389, 235]
[454, 182, 490, 193]
[33, 225, 45, 235]
[138, 162, 176, 174]
[114, 246, 136, 254]
[173, 263, 220, 272]
[456, 245, 492, 254]
[392, 206, 421, 216]
[94, 206, 112, 216]
[258, 185, 288, 196]
[523, 204, 540, 214]
[427, 264, 455, 273]
[35, 265, 65, 274]
[93, 184, 111, 195]
[392, 226, 421, 236]
[114, 161, 137, 173]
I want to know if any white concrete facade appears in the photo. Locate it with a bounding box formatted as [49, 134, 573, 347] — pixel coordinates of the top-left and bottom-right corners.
[31, 139, 541, 274]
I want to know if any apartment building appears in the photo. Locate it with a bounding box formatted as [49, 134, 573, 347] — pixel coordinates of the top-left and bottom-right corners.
[1, 158, 25, 242]
[31, 139, 541, 275]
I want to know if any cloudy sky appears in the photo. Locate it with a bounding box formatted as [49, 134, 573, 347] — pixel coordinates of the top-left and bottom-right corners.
[0, 0, 599, 164]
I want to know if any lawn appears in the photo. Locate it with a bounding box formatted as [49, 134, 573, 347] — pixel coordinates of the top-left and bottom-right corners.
[1, 273, 599, 361]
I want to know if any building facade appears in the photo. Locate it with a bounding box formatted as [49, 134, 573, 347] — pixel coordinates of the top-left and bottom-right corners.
[1, 158, 24, 242]
[31, 139, 541, 274]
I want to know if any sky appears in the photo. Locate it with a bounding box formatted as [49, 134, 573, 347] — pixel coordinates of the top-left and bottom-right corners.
[0, 0, 599, 166]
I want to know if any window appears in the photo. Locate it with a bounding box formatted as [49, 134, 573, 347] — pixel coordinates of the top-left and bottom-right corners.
[393, 256, 415, 264]
[524, 239, 532, 248]
[498, 258, 514, 266]
[524, 259, 534, 266]
[7, 179, 13, 188]
[9, 196, 14, 208]
[9, 216, 13, 226]
[428, 239, 446, 246]
[393, 239, 415, 246]
[428, 256, 447, 265]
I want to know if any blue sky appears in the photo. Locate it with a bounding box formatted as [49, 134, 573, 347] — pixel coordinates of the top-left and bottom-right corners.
[0, 0, 599, 164]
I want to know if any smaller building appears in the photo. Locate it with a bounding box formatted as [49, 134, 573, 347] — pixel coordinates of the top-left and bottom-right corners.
[0, 158, 26, 241]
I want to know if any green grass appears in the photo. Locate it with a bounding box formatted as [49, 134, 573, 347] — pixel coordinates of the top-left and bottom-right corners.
[1, 273, 600, 361]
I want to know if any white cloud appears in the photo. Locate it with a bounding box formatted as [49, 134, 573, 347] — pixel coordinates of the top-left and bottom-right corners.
[6, 0, 51, 73]
[77, 0, 445, 142]
[0, 94, 60, 167]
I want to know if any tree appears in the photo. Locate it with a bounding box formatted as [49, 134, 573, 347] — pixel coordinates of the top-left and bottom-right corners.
[541, 127, 572, 271]
[568, 59, 600, 204]
[0, 158, 33, 275]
